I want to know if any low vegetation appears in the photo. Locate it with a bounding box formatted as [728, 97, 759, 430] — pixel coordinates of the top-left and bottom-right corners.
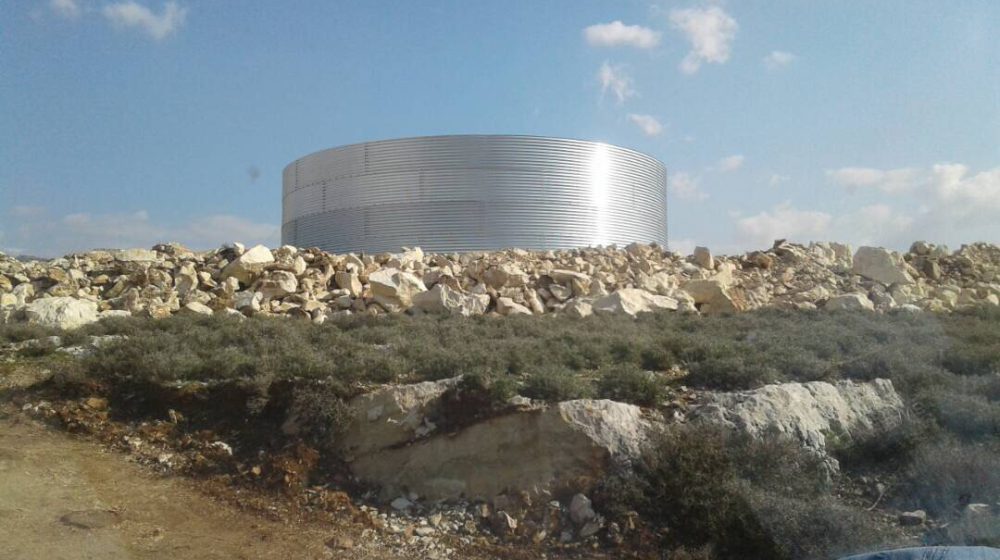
[3, 306, 998, 558]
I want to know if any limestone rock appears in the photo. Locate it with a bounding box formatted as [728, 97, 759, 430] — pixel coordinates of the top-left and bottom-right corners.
[349, 399, 656, 501]
[258, 270, 298, 299]
[563, 298, 594, 318]
[336, 377, 461, 460]
[221, 245, 274, 286]
[483, 263, 528, 289]
[690, 379, 904, 457]
[853, 246, 914, 285]
[411, 284, 489, 316]
[825, 293, 875, 311]
[113, 248, 159, 262]
[24, 297, 99, 329]
[693, 246, 714, 270]
[178, 301, 214, 316]
[496, 297, 533, 316]
[592, 289, 678, 316]
[368, 268, 426, 311]
[681, 279, 741, 314]
[335, 271, 362, 297]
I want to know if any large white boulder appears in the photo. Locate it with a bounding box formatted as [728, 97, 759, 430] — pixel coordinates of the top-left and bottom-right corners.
[347, 398, 657, 501]
[496, 296, 533, 316]
[592, 288, 678, 316]
[692, 246, 714, 270]
[24, 297, 99, 329]
[853, 246, 914, 285]
[335, 377, 460, 460]
[368, 268, 427, 311]
[112, 248, 159, 262]
[221, 245, 274, 286]
[825, 293, 875, 311]
[257, 270, 298, 299]
[681, 279, 741, 314]
[690, 379, 904, 456]
[411, 284, 489, 316]
[334, 271, 362, 297]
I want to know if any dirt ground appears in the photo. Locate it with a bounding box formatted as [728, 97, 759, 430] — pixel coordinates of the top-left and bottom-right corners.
[0, 413, 379, 560]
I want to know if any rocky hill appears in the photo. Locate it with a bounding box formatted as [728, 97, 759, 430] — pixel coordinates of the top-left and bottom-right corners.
[1, 240, 997, 329]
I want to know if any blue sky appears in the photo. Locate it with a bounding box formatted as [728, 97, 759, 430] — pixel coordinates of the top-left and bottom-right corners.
[2, 0, 998, 257]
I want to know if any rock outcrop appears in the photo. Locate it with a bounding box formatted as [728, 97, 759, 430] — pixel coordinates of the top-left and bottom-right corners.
[689, 379, 905, 457]
[1, 239, 997, 327]
[23, 297, 99, 330]
[336, 378, 659, 501]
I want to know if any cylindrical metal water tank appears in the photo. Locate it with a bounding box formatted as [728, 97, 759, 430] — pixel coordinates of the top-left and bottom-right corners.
[282, 135, 667, 253]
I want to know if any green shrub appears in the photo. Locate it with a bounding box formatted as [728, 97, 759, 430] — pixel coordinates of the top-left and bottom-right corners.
[595, 425, 860, 560]
[520, 367, 593, 402]
[596, 364, 665, 406]
[901, 439, 1000, 516]
[830, 414, 936, 472]
[927, 393, 1000, 439]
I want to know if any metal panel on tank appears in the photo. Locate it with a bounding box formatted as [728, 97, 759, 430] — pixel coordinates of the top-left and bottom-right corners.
[282, 135, 667, 254]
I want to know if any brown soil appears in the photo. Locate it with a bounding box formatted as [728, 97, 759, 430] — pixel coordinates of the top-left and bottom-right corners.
[0, 413, 358, 560]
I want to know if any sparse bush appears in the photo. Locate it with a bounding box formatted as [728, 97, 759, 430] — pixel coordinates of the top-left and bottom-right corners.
[901, 439, 1000, 516]
[595, 424, 864, 560]
[746, 490, 886, 560]
[520, 367, 593, 402]
[927, 393, 1000, 439]
[831, 413, 936, 472]
[596, 364, 665, 406]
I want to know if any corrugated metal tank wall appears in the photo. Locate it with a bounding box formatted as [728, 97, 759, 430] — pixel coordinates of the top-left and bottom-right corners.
[282, 135, 667, 253]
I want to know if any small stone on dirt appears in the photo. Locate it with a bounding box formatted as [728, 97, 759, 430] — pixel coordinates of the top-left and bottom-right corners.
[899, 510, 927, 526]
[59, 509, 121, 530]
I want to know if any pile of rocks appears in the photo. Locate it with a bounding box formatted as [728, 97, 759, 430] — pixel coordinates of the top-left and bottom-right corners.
[1, 240, 997, 329]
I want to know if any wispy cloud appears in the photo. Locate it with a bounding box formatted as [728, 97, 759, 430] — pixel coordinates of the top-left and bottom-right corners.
[50, 0, 82, 19]
[102, 1, 187, 41]
[670, 172, 708, 201]
[717, 154, 745, 172]
[2, 208, 278, 257]
[763, 50, 797, 70]
[627, 114, 663, 137]
[584, 21, 661, 49]
[597, 61, 635, 104]
[669, 6, 738, 74]
[768, 174, 790, 187]
[826, 166, 923, 194]
[736, 202, 832, 247]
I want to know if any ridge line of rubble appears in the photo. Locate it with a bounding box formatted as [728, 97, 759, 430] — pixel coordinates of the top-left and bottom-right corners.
[1, 240, 997, 329]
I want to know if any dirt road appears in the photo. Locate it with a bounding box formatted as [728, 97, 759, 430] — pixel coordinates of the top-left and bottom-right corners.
[0, 415, 366, 560]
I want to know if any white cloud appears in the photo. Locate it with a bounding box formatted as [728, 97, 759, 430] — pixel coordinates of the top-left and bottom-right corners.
[669, 237, 698, 255]
[50, 0, 82, 19]
[597, 61, 635, 104]
[10, 205, 46, 217]
[736, 202, 832, 247]
[102, 1, 187, 41]
[717, 154, 745, 172]
[828, 204, 915, 248]
[3, 209, 278, 257]
[929, 163, 1000, 215]
[584, 21, 661, 49]
[826, 166, 923, 194]
[627, 113, 663, 137]
[669, 172, 708, 201]
[669, 6, 738, 74]
[821, 162, 1000, 248]
[763, 50, 797, 70]
[768, 174, 790, 187]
